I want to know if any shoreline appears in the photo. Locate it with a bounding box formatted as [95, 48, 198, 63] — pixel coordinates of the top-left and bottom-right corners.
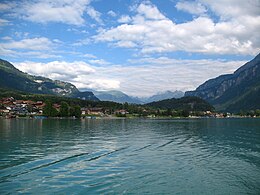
[1, 115, 259, 120]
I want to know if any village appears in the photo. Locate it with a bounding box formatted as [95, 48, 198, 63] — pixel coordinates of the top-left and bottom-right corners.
[0, 97, 129, 118]
[1, 97, 258, 119]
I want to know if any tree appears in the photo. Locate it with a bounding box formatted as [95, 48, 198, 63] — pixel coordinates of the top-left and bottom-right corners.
[74, 105, 81, 118]
[60, 101, 69, 117]
[166, 108, 172, 116]
[181, 110, 190, 117]
[43, 101, 58, 117]
[69, 107, 75, 117]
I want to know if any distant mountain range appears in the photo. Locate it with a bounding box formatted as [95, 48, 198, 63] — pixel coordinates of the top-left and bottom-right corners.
[0, 59, 99, 101]
[185, 53, 260, 112]
[91, 90, 143, 104]
[91, 90, 184, 104]
[142, 90, 184, 103]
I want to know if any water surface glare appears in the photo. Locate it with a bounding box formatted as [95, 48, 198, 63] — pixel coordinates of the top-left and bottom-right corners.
[0, 118, 260, 194]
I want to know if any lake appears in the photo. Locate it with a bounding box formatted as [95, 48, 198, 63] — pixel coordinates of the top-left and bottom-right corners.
[0, 118, 260, 194]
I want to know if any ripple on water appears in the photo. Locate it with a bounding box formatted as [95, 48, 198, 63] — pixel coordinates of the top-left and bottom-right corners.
[0, 118, 260, 194]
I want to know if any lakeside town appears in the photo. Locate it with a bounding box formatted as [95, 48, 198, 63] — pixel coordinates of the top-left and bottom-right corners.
[0, 97, 259, 119]
[0, 97, 128, 119]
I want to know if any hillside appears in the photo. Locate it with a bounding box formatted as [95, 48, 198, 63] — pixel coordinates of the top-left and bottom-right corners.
[146, 96, 214, 111]
[185, 54, 260, 112]
[0, 59, 99, 101]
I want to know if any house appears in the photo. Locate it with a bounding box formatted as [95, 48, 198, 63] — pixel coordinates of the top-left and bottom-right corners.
[81, 107, 104, 116]
[53, 103, 61, 111]
[0, 109, 10, 114]
[115, 109, 129, 115]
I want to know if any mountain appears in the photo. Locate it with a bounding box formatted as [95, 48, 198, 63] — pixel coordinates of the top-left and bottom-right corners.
[143, 90, 184, 103]
[0, 59, 99, 101]
[146, 96, 214, 111]
[185, 53, 260, 112]
[92, 90, 184, 104]
[92, 90, 142, 104]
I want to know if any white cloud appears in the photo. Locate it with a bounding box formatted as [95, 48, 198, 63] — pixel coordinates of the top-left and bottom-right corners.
[13, 61, 119, 91]
[118, 15, 132, 23]
[176, 1, 207, 15]
[0, 2, 14, 11]
[83, 53, 97, 58]
[201, 0, 260, 19]
[107, 10, 117, 17]
[88, 59, 110, 65]
[94, 1, 260, 55]
[0, 18, 9, 26]
[1, 37, 53, 50]
[0, 45, 17, 56]
[21, 51, 61, 59]
[0, 37, 62, 59]
[12, 58, 247, 97]
[72, 38, 91, 46]
[1, 36, 12, 40]
[75, 79, 120, 90]
[136, 2, 166, 20]
[8, 0, 91, 26]
[86, 6, 103, 24]
[15, 61, 95, 80]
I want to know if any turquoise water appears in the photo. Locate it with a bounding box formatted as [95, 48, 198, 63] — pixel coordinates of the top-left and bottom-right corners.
[0, 118, 260, 194]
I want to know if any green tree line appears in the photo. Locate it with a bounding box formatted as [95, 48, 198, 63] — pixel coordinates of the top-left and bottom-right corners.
[43, 101, 81, 118]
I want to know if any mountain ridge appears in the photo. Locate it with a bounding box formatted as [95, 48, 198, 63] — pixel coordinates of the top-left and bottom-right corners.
[185, 53, 260, 112]
[92, 90, 143, 104]
[90, 89, 185, 104]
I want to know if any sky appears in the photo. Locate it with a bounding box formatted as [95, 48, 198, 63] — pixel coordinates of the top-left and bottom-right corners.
[0, 0, 259, 97]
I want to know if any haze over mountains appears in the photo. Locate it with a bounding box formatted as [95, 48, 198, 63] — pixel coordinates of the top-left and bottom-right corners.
[91, 90, 184, 104]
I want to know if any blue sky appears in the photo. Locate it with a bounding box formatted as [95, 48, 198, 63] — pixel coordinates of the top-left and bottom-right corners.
[0, 0, 259, 97]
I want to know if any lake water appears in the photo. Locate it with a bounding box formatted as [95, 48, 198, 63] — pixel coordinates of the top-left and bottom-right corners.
[0, 118, 260, 194]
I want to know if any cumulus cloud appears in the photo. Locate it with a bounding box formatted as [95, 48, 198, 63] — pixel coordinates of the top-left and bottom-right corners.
[13, 58, 246, 97]
[94, 1, 260, 55]
[0, 0, 104, 26]
[136, 2, 166, 20]
[18, 0, 91, 25]
[201, 0, 260, 19]
[14, 61, 120, 91]
[15, 61, 95, 81]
